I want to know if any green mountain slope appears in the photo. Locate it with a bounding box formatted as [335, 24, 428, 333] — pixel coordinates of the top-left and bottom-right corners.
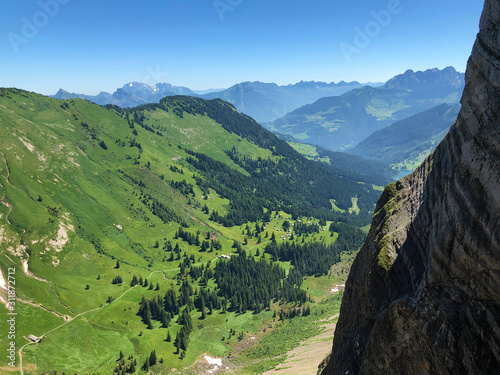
[349, 104, 460, 170]
[268, 67, 464, 151]
[288, 142, 396, 185]
[0, 89, 378, 374]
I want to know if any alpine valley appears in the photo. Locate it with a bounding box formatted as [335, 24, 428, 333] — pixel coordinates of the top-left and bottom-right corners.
[269, 67, 464, 152]
[1, 7, 494, 375]
[0, 89, 383, 374]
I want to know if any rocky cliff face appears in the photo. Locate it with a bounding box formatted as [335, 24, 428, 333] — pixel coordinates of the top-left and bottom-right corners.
[320, 1, 500, 374]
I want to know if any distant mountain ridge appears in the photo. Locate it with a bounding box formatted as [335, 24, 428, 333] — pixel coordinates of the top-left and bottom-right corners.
[269, 67, 465, 151]
[52, 88, 112, 102]
[52, 82, 196, 108]
[384, 67, 464, 95]
[51, 67, 464, 130]
[201, 80, 363, 122]
[51, 80, 363, 122]
[349, 103, 461, 167]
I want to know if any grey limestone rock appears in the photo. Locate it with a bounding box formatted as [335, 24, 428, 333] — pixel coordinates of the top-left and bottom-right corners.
[320, 1, 500, 374]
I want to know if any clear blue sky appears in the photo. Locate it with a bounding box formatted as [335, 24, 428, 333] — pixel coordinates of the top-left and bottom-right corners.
[0, 0, 484, 95]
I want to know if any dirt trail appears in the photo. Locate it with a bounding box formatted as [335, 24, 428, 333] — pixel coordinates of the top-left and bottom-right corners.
[17, 297, 69, 320]
[261, 314, 339, 375]
[18, 269, 164, 375]
[0, 199, 12, 225]
[21, 252, 47, 282]
[0, 151, 12, 225]
[0, 150, 10, 184]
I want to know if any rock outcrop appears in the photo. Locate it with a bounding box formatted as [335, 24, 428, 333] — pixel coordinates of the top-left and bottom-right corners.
[320, 1, 500, 374]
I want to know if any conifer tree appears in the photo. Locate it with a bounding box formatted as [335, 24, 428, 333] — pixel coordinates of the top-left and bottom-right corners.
[142, 358, 149, 372]
[174, 335, 181, 354]
[149, 350, 157, 367]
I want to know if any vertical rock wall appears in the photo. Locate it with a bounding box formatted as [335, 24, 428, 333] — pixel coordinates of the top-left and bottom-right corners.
[321, 1, 500, 374]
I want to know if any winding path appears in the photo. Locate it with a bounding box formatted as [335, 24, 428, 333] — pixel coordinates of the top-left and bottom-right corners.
[0, 151, 12, 224]
[18, 269, 164, 375]
[17, 247, 253, 372]
[0, 150, 10, 184]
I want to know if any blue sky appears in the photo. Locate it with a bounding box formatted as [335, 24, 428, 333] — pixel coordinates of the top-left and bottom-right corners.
[0, 0, 484, 95]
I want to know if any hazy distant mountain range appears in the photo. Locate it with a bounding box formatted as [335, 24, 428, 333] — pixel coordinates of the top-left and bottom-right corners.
[268, 67, 465, 151]
[51, 67, 465, 163]
[200, 81, 364, 122]
[348, 103, 461, 167]
[52, 80, 364, 122]
[52, 82, 196, 108]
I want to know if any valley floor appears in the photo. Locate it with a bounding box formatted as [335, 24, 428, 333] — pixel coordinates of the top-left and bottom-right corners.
[261, 314, 339, 375]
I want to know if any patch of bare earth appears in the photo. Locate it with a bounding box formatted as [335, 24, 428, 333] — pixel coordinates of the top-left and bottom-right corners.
[261, 314, 339, 375]
[0, 362, 38, 373]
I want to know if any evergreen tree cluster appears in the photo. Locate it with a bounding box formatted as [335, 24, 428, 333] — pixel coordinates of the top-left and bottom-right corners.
[137, 295, 171, 330]
[200, 238, 222, 252]
[265, 241, 341, 277]
[198, 266, 215, 285]
[128, 138, 143, 151]
[175, 227, 200, 246]
[163, 287, 180, 316]
[135, 279, 210, 356]
[186, 151, 279, 226]
[194, 287, 222, 318]
[148, 195, 180, 224]
[329, 221, 367, 252]
[130, 274, 144, 286]
[226, 147, 378, 212]
[186, 147, 377, 227]
[214, 252, 306, 313]
[174, 308, 193, 353]
[114, 352, 137, 374]
[141, 350, 158, 372]
[169, 164, 183, 173]
[132, 111, 158, 134]
[170, 179, 195, 197]
[293, 221, 321, 236]
[277, 305, 311, 321]
[189, 265, 204, 280]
